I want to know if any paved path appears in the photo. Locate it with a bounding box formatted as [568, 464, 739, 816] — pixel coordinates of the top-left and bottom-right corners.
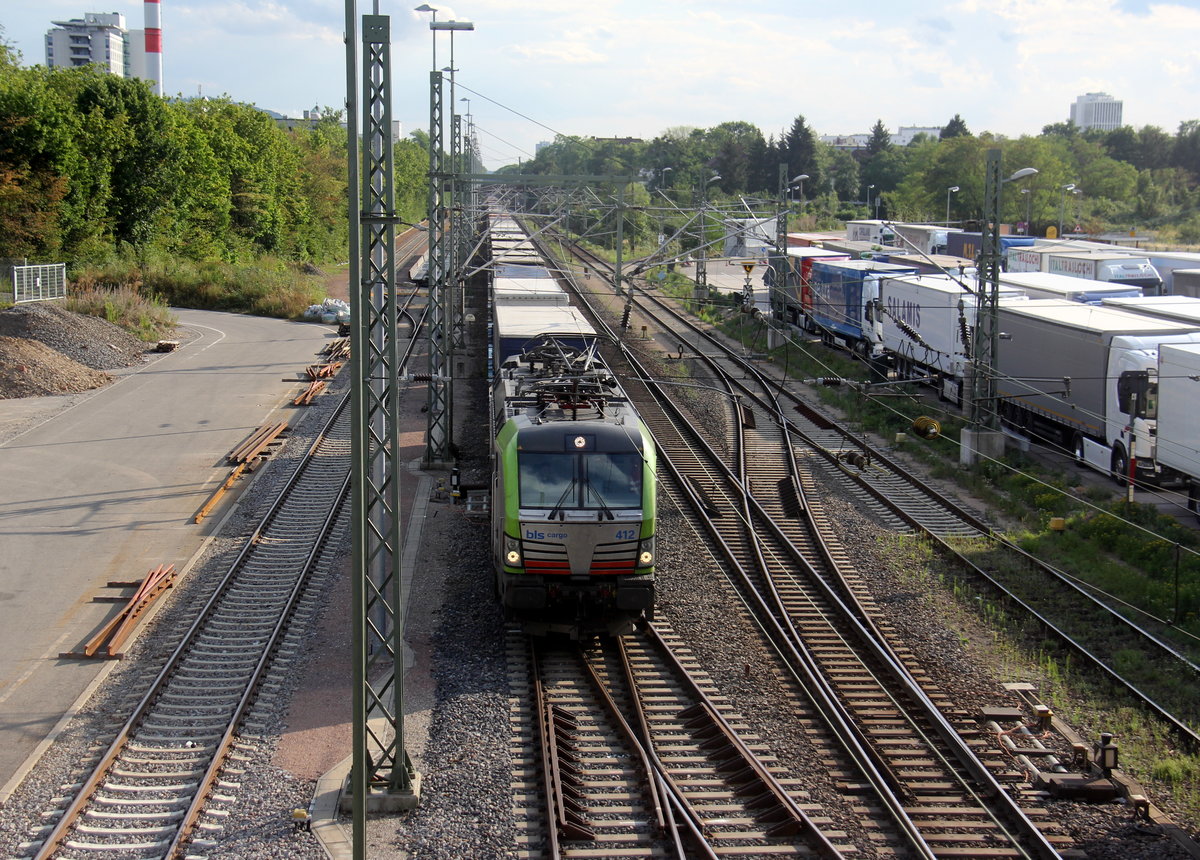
[0, 309, 333, 793]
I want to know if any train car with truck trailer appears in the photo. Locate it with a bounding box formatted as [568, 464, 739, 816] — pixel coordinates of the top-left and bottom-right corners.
[1155, 343, 1200, 517]
[846, 219, 898, 246]
[891, 223, 961, 256]
[780, 247, 850, 327]
[876, 273, 1027, 403]
[993, 301, 1200, 483]
[946, 231, 1035, 262]
[806, 259, 919, 353]
[488, 219, 656, 637]
[1046, 251, 1162, 294]
[998, 271, 1143, 304]
[1100, 295, 1200, 326]
[882, 253, 975, 277]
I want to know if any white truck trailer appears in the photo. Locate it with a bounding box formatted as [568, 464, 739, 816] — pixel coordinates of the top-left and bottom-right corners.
[1155, 343, 1200, 515]
[876, 273, 1026, 403]
[891, 223, 960, 256]
[845, 219, 897, 246]
[1100, 295, 1200, 326]
[998, 271, 1142, 304]
[994, 301, 1200, 482]
[1046, 251, 1163, 293]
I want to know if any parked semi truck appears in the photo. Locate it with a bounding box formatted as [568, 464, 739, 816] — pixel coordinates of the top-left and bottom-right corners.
[1005, 247, 1162, 293]
[1166, 269, 1200, 299]
[805, 259, 918, 351]
[845, 219, 897, 246]
[876, 273, 1026, 403]
[1155, 343, 1200, 515]
[1101, 295, 1200, 326]
[994, 301, 1200, 483]
[891, 223, 960, 256]
[946, 232, 1035, 262]
[780, 247, 850, 327]
[998, 271, 1142, 304]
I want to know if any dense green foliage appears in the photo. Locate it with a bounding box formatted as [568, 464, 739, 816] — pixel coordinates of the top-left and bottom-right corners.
[516, 113, 1200, 244]
[0, 48, 427, 269]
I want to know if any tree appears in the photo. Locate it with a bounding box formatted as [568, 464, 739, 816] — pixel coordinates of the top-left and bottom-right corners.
[783, 115, 819, 193]
[940, 114, 970, 139]
[1041, 120, 1079, 139]
[866, 119, 891, 157]
[1174, 119, 1200, 178]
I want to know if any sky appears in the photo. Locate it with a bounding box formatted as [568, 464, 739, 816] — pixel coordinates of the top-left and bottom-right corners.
[5, 0, 1200, 171]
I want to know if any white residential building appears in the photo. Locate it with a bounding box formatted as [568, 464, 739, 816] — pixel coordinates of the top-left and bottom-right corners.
[894, 126, 943, 146]
[45, 12, 128, 76]
[1070, 92, 1123, 131]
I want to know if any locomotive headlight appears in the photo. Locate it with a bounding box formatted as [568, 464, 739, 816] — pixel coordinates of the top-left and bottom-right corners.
[637, 536, 655, 568]
[504, 535, 522, 567]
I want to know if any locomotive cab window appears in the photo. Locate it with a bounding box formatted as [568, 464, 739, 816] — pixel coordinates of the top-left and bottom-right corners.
[519, 451, 642, 510]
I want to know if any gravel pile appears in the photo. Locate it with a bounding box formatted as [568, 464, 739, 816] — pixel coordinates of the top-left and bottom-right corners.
[0, 302, 153, 372]
[0, 336, 112, 399]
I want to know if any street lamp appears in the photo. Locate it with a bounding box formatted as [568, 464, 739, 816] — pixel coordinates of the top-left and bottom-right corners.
[414, 4, 438, 68]
[1020, 188, 1032, 236]
[1059, 183, 1077, 237]
[945, 185, 959, 227]
[791, 173, 809, 210]
[866, 183, 875, 216]
[660, 166, 673, 189]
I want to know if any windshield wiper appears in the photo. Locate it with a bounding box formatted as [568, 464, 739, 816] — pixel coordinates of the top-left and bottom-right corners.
[547, 478, 577, 521]
[586, 484, 616, 521]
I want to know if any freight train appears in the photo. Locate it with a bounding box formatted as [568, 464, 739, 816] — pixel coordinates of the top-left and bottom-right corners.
[487, 213, 657, 636]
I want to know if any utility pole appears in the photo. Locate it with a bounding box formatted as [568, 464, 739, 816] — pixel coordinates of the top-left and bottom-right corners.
[345, 9, 418, 859]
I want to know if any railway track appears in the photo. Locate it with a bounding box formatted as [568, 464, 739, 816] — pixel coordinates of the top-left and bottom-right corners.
[556, 235, 1200, 747]
[525, 233, 1073, 857]
[25, 394, 353, 859]
[512, 624, 848, 858]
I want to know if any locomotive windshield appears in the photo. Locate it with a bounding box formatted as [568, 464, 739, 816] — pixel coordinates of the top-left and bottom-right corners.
[519, 451, 643, 510]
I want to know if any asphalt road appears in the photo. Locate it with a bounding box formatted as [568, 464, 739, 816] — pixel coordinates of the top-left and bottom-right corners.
[0, 309, 333, 795]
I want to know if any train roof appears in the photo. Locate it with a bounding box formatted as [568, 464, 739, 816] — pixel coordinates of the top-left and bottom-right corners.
[493, 263, 555, 279]
[494, 303, 596, 341]
[494, 277, 568, 304]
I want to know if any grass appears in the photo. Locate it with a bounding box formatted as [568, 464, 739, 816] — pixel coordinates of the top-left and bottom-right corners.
[65, 285, 178, 342]
[70, 255, 327, 320]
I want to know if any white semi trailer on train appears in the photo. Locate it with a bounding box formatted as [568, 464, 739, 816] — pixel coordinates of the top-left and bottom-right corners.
[993, 301, 1200, 485]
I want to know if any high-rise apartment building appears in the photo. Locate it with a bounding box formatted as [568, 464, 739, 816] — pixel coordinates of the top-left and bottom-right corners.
[45, 12, 128, 77]
[1069, 92, 1123, 132]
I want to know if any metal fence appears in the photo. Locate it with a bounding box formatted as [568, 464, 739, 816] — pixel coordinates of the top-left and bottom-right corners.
[7, 264, 67, 304]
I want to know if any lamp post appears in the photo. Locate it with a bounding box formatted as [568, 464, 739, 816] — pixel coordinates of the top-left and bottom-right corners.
[660, 165, 673, 190]
[1059, 183, 1077, 237]
[791, 173, 809, 212]
[414, 4, 437, 67]
[866, 183, 874, 216]
[1021, 188, 1032, 236]
[945, 185, 959, 227]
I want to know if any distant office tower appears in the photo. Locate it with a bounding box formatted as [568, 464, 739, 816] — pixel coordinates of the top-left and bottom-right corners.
[45, 12, 128, 76]
[1069, 93, 1123, 131]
